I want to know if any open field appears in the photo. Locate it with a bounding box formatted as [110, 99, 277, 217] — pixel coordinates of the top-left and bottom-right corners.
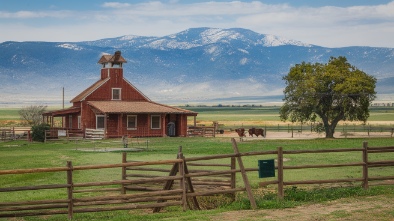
[0, 106, 393, 220]
[183, 106, 394, 127]
[0, 137, 393, 220]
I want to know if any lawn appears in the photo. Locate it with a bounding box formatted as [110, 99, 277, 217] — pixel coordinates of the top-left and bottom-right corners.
[0, 137, 393, 221]
[0, 105, 393, 220]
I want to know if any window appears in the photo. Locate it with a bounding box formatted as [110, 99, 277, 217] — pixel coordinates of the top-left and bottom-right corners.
[112, 88, 121, 100]
[96, 115, 105, 129]
[127, 115, 137, 130]
[151, 115, 161, 129]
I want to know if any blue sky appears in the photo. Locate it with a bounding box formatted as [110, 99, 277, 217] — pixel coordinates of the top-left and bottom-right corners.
[1, 0, 394, 47]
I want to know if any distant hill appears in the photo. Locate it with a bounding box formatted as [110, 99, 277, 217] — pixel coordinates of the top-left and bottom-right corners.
[0, 27, 393, 106]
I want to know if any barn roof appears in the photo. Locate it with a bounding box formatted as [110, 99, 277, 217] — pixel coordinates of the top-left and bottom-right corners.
[70, 78, 110, 103]
[42, 106, 81, 117]
[87, 101, 197, 115]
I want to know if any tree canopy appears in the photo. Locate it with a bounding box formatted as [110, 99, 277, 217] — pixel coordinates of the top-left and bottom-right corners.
[279, 56, 376, 138]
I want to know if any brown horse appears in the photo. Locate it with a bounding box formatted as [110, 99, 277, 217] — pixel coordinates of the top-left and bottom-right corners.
[235, 128, 246, 137]
[248, 128, 265, 138]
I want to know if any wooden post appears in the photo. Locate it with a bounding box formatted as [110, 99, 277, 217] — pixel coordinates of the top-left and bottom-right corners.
[368, 124, 370, 137]
[230, 157, 236, 201]
[178, 151, 187, 211]
[121, 152, 127, 194]
[66, 161, 73, 220]
[362, 141, 369, 190]
[28, 130, 31, 142]
[231, 138, 257, 209]
[67, 129, 69, 141]
[104, 114, 108, 138]
[277, 146, 284, 199]
[162, 114, 166, 137]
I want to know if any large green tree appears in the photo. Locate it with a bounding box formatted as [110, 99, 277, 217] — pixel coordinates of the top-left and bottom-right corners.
[279, 56, 377, 138]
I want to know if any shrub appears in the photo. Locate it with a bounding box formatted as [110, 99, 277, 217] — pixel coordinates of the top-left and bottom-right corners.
[31, 124, 50, 142]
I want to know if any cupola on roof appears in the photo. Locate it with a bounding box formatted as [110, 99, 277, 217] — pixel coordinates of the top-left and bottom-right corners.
[98, 51, 127, 64]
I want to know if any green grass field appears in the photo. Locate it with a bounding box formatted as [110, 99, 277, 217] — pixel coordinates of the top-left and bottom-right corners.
[0, 106, 393, 220]
[0, 137, 393, 221]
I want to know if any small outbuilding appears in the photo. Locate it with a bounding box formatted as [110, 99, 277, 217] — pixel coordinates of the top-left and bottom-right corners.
[43, 51, 197, 138]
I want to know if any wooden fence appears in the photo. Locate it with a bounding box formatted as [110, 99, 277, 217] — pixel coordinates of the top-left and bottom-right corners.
[0, 139, 393, 219]
[44, 128, 85, 142]
[187, 126, 216, 137]
[254, 124, 394, 138]
[259, 142, 394, 198]
[0, 127, 31, 142]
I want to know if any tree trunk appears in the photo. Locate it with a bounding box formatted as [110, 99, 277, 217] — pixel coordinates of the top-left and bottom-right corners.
[325, 125, 335, 138]
[321, 116, 336, 138]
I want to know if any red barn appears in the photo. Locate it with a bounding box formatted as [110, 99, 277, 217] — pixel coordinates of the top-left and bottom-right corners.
[43, 51, 197, 138]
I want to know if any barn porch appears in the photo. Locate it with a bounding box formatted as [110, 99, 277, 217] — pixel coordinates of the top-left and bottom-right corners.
[86, 101, 197, 138]
[43, 101, 197, 139]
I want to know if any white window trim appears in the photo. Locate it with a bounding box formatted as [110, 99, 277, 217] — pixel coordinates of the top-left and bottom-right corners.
[96, 115, 105, 130]
[112, 88, 121, 100]
[151, 115, 161, 129]
[127, 115, 137, 130]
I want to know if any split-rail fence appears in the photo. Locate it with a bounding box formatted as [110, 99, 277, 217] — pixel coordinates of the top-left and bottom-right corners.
[0, 139, 393, 219]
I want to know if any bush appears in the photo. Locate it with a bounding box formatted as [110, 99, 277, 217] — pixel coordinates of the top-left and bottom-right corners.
[31, 124, 50, 142]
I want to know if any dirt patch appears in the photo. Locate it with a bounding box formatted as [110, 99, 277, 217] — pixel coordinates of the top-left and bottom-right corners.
[211, 195, 394, 221]
[216, 130, 393, 140]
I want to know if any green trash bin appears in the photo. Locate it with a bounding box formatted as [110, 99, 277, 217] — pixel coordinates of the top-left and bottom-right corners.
[258, 159, 275, 178]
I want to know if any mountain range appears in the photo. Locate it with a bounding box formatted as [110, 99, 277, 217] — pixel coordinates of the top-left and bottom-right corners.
[0, 27, 393, 107]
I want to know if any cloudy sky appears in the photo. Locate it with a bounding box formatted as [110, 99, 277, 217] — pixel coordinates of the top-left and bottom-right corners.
[1, 0, 394, 48]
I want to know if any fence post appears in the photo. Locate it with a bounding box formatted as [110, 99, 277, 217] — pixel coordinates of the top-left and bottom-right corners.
[362, 141, 369, 190]
[66, 161, 74, 220]
[67, 129, 69, 141]
[231, 138, 257, 209]
[178, 151, 187, 211]
[28, 130, 31, 142]
[368, 124, 370, 137]
[121, 152, 127, 194]
[277, 146, 284, 199]
[230, 157, 236, 200]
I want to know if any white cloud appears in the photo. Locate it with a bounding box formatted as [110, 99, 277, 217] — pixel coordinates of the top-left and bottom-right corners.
[101, 2, 131, 8]
[1, 1, 394, 47]
[0, 10, 74, 19]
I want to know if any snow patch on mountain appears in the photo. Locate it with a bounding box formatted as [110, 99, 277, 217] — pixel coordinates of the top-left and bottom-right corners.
[146, 39, 199, 50]
[263, 34, 311, 47]
[57, 43, 83, 50]
[238, 49, 249, 54]
[119, 35, 141, 41]
[200, 28, 242, 44]
[240, 58, 248, 65]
